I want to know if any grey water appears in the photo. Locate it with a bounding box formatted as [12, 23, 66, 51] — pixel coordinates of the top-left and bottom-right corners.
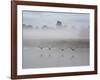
[22, 29, 89, 69]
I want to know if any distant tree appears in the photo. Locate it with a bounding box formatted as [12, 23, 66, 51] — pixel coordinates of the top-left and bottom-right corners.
[56, 21, 62, 27]
[35, 26, 39, 29]
[22, 24, 26, 27]
[27, 25, 33, 29]
[23, 24, 33, 29]
[42, 25, 48, 29]
[22, 24, 27, 28]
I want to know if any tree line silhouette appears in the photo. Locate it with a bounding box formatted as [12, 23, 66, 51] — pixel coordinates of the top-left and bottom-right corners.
[23, 20, 67, 30]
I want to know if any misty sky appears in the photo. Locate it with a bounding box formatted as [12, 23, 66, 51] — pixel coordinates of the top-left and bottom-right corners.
[22, 11, 89, 28]
[22, 11, 90, 40]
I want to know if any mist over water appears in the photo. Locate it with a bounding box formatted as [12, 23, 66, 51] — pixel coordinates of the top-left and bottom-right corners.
[22, 11, 90, 69]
